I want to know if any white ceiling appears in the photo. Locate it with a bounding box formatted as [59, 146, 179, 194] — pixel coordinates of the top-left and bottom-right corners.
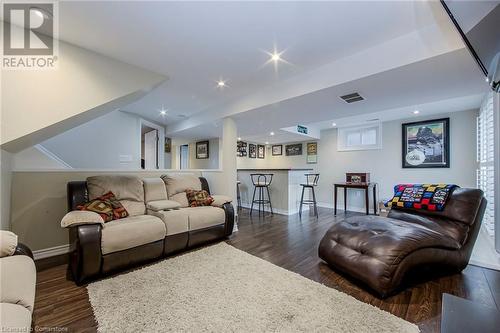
[58, 1, 444, 120]
[56, 1, 489, 143]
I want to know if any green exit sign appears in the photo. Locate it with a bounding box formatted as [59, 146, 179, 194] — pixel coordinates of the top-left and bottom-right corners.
[297, 125, 308, 134]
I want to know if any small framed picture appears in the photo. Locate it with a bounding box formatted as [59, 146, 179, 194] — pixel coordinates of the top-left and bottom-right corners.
[257, 144, 265, 159]
[402, 118, 450, 168]
[272, 145, 282, 156]
[249, 144, 256, 158]
[164, 137, 171, 153]
[306, 142, 317, 164]
[285, 143, 302, 156]
[237, 141, 247, 157]
[196, 141, 209, 159]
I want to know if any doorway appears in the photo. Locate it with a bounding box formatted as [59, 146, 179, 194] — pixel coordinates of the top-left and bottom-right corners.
[179, 144, 189, 169]
[141, 125, 159, 169]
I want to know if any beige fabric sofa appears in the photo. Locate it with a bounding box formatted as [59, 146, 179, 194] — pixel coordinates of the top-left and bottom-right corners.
[0, 231, 36, 332]
[64, 174, 234, 284]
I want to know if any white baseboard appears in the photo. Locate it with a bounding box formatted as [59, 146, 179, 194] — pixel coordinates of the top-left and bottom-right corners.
[33, 244, 70, 260]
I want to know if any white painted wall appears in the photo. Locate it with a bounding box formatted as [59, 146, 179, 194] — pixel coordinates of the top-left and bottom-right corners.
[189, 139, 220, 169]
[1, 25, 165, 152]
[39, 111, 165, 170]
[12, 146, 70, 170]
[238, 110, 478, 212]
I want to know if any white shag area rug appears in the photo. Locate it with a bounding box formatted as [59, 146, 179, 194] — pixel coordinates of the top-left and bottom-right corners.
[87, 243, 419, 333]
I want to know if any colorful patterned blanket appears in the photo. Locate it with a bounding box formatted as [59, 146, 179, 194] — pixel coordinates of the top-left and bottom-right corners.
[386, 184, 458, 211]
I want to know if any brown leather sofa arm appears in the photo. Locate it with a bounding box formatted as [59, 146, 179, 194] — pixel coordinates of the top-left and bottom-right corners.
[68, 223, 102, 285]
[222, 202, 235, 237]
[13, 243, 34, 259]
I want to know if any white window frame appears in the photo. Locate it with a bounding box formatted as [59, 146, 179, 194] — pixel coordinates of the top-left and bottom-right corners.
[337, 123, 382, 151]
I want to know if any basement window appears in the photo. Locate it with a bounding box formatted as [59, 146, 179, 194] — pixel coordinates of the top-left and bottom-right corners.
[337, 123, 382, 151]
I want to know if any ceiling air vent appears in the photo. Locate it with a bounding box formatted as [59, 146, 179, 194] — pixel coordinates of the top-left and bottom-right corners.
[339, 92, 364, 103]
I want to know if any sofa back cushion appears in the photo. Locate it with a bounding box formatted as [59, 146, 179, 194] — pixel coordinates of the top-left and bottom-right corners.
[143, 178, 168, 203]
[87, 175, 145, 216]
[161, 174, 201, 208]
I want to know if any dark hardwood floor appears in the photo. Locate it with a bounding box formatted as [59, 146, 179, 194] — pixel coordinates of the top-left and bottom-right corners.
[33, 208, 500, 333]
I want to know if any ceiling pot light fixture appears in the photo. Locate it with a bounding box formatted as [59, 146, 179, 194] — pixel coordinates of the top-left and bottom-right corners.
[413, 110, 420, 114]
[270, 131, 275, 136]
[332, 122, 337, 127]
[159, 107, 168, 116]
[265, 141, 269, 145]
[238, 137, 242, 141]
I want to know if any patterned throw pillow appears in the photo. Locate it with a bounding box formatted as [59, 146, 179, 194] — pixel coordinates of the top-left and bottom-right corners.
[78, 191, 129, 222]
[386, 184, 458, 211]
[185, 189, 214, 207]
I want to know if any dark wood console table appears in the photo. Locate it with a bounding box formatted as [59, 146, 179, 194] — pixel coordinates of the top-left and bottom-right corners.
[333, 182, 377, 215]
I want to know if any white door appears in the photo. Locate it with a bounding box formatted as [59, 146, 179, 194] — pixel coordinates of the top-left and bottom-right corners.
[180, 144, 189, 169]
[144, 130, 158, 169]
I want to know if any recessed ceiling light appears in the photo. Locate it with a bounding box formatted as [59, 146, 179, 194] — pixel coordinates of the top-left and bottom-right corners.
[217, 80, 226, 87]
[485, 77, 489, 82]
[413, 110, 420, 114]
[265, 141, 269, 145]
[238, 137, 242, 141]
[270, 131, 275, 136]
[332, 122, 337, 127]
[159, 107, 168, 116]
[271, 52, 281, 62]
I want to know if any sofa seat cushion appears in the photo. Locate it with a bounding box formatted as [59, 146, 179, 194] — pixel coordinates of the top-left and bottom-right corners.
[0, 303, 32, 331]
[101, 215, 166, 255]
[183, 206, 225, 230]
[0, 255, 36, 312]
[150, 207, 225, 234]
[149, 209, 189, 236]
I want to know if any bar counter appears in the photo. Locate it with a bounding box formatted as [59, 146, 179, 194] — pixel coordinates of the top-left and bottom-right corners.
[237, 168, 313, 215]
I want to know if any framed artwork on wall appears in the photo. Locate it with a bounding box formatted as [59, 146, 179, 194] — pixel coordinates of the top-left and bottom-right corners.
[285, 143, 302, 156]
[272, 145, 282, 156]
[257, 144, 265, 159]
[196, 140, 209, 159]
[306, 142, 318, 164]
[237, 141, 247, 157]
[249, 144, 256, 158]
[164, 137, 171, 153]
[402, 118, 450, 168]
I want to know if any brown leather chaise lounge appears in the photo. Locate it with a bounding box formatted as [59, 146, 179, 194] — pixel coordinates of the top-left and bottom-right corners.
[66, 175, 234, 284]
[319, 188, 486, 298]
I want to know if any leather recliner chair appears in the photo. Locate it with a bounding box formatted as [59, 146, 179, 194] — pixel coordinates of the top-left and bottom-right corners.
[318, 188, 486, 298]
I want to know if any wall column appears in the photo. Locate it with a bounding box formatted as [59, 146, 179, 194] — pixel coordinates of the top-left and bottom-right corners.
[221, 117, 238, 231]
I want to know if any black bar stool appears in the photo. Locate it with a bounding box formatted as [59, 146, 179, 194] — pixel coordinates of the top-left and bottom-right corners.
[250, 174, 273, 216]
[299, 173, 320, 218]
[236, 180, 242, 211]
